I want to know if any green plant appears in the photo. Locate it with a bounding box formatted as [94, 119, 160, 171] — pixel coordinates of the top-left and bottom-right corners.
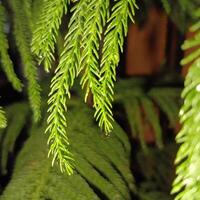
[0, 0, 138, 174]
[0, 101, 134, 200]
[114, 78, 181, 150]
[0, 107, 6, 129]
[1, 1, 200, 200]
[137, 144, 177, 200]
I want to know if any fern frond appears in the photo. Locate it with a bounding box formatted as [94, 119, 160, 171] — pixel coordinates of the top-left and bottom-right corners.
[99, 0, 137, 133]
[0, 4, 23, 92]
[31, 0, 68, 72]
[9, 0, 41, 122]
[80, 0, 112, 133]
[0, 106, 6, 129]
[172, 18, 200, 200]
[46, 0, 88, 175]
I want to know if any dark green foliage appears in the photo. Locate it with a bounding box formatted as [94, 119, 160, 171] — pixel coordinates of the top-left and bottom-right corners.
[149, 87, 181, 127]
[0, 102, 134, 199]
[115, 78, 181, 149]
[31, 0, 138, 174]
[9, 0, 41, 122]
[0, 0, 42, 123]
[0, 5, 23, 92]
[32, 0, 68, 72]
[0, 103, 29, 174]
[137, 144, 177, 200]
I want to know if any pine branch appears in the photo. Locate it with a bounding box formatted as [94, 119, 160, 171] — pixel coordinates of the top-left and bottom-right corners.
[32, 0, 45, 27]
[46, 0, 87, 174]
[9, 0, 41, 122]
[79, 0, 112, 134]
[99, 0, 137, 133]
[31, 0, 68, 72]
[22, 0, 33, 31]
[0, 106, 7, 129]
[172, 16, 200, 200]
[0, 4, 23, 92]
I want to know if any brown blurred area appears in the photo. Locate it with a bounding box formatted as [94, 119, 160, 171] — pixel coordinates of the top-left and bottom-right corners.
[126, 6, 167, 75]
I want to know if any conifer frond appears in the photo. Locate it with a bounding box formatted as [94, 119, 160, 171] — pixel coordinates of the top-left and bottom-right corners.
[32, 0, 45, 27]
[172, 18, 200, 200]
[31, 0, 68, 72]
[80, 0, 111, 133]
[22, 0, 33, 31]
[0, 4, 23, 92]
[46, 0, 88, 174]
[115, 79, 181, 150]
[0, 106, 6, 129]
[9, 0, 41, 122]
[99, 0, 137, 133]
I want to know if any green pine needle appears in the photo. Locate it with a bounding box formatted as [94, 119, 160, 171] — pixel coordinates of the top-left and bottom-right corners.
[80, 0, 112, 134]
[46, 0, 88, 174]
[172, 17, 200, 200]
[99, 0, 137, 133]
[9, 0, 41, 122]
[0, 4, 23, 92]
[32, 0, 69, 72]
[0, 106, 7, 129]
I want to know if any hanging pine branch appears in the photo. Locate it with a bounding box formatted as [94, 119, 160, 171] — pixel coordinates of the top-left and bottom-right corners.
[0, 4, 23, 92]
[46, 0, 88, 174]
[45, 0, 137, 174]
[32, 0, 69, 72]
[9, 0, 41, 122]
[80, 0, 110, 132]
[99, 0, 137, 133]
[172, 12, 200, 200]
